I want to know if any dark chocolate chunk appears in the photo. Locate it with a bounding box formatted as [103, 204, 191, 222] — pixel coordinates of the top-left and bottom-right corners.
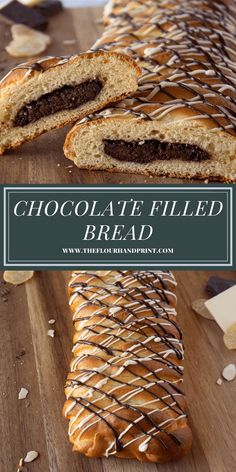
[0, 0, 48, 30]
[14, 79, 103, 126]
[34, 0, 63, 18]
[206, 276, 236, 297]
[103, 139, 210, 163]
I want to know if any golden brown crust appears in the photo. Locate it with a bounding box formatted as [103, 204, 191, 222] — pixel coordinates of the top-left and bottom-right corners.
[63, 270, 192, 462]
[0, 51, 141, 91]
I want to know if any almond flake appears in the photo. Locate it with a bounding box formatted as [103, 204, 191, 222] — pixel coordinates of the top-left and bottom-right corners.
[216, 378, 223, 385]
[6, 25, 51, 58]
[16, 458, 24, 472]
[110, 306, 120, 314]
[47, 329, 55, 338]
[63, 39, 76, 45]
[18, 387, 29, 400]
[24, 451, 38, 463]
[48, 319, 56, 325]
[222, 364, 236, 381]
[223, 322, 236, 350]
[19, 0, 42, 5]
[3, 271, 34, 285]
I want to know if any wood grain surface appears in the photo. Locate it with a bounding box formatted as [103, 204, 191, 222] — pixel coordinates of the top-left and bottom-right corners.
[0, 270, 236, 472]
[0, 6, 208, 186]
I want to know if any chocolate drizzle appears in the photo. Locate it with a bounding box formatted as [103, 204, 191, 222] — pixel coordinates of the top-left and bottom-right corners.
[64, 270, 187, 457]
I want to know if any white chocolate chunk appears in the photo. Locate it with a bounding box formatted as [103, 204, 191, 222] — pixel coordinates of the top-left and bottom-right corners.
[48, 319, 56, 325]
[222, 364, 236, 381]
[216, 378, 223, 385]
[205, 286, 236, 333]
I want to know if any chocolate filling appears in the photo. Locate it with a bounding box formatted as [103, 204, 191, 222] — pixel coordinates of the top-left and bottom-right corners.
[104, 139, 210, 162]
[14, 79, 103, 127]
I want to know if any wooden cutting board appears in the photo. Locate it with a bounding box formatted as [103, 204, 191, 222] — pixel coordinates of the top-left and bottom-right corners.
[0, 6, 209, 185]
[0, 270, 236, 472]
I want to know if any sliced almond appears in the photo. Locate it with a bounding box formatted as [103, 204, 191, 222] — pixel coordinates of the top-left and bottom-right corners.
[222, 363, 236, 381]
[223, 321, 236, 350]
[205, 286, 236, 333]
[6, 25, 51, 58]
[24, 451, 39, 463]
[18, 387, 29, 400]
[3, 271, 34, 285]
[191, 298, 214, 320]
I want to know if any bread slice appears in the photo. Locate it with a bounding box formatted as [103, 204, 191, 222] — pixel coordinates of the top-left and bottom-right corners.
[64, 112, 236, 182]
[0, 52, 140, 154]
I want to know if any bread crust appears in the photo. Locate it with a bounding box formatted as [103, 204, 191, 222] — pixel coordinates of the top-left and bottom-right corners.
[64, 270, 192, 462]
[64, 116, 236, 182]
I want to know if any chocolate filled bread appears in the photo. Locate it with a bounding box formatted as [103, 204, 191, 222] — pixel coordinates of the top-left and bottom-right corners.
[63, 270, 192, 462]
[64, 0, 236, 182]
[0, 52, 140, 154]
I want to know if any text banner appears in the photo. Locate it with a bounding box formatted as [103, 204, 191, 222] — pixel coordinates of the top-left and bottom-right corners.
[1, 185, 234, 269]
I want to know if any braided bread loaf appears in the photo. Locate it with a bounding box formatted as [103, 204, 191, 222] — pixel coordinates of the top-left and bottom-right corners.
[63, 270, 192, 462]
[64, 0, 236, 181]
